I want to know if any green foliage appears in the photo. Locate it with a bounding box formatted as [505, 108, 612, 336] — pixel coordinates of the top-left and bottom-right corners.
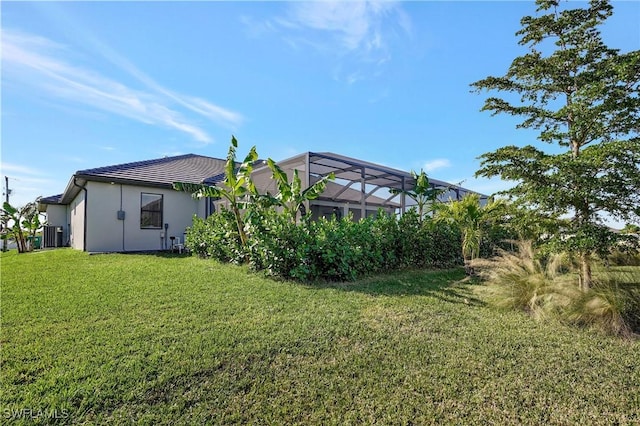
[479, 219, 519, 259]
[263, 158, 335, 223]
[1, 199, 44, 253]
[245, 207, 309, 278]
[434, 193, 504, 274]
[185, 210, 244, 263]
[476, 241, 578, 315]
[186, 208, 463, 282]
[621, 224, 640, 235]
[174, 135, 258, 247]
[494, 201, 564, 244]
[173, 137, 507, 282]
[472, 0, 640, 289]
[607, 250, 640, 267]
[390, 169, 444, 222]
[476, 241, 640, 337]
[171, 136, 505, 281]
[566, 274, 640, 337]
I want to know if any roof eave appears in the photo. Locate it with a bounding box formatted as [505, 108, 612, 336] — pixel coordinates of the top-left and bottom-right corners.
[59, 174, 203, 204]
[59, 176, 86, 204]
[75, 174, 181, 188]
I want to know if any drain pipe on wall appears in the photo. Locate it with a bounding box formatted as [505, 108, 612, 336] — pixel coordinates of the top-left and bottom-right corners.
[73, 177, 88, 252]
[120, 184, 125, 251]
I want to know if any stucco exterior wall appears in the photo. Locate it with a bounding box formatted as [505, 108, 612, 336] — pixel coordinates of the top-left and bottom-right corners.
[83, 181, 204, 252]
[44, 204, 70, 246]
[69, 191, 86, 250]
[45, 204, 67, 227]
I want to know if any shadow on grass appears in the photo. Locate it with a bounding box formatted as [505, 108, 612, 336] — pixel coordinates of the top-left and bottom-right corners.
[107, 250, 193, 259]
[307, 269, 487, 307]
[113, 252, 485, 307]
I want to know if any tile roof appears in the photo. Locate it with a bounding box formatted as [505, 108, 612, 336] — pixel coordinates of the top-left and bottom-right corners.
[39, 194, 63, 204]
[75, 154, 227, 186]
[203, 172, 226, 185]
[202, 159, 266, 185]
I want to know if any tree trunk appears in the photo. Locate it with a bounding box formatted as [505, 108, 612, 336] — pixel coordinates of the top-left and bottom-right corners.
[580, 252, 592, 291]
[464, 261, 475, 276]
[463, 255, 475, 276]
[233, 210, 247, 247]
[17, 232, 27, 253]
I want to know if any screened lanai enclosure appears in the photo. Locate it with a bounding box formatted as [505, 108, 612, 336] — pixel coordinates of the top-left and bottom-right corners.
[245, 152, 486, 221]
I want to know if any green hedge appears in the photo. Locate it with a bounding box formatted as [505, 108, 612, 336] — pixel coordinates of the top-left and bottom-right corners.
[186, 208, 464, 282]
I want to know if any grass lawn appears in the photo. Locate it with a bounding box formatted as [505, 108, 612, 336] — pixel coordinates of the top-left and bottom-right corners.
[1, 249, 639, 425]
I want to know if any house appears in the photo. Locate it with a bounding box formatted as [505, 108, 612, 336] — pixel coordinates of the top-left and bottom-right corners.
[40, 152, 484, 252]
[38, 154, 226, 252]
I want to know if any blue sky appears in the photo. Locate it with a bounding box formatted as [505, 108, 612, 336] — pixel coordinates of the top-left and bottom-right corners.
[1, 1, 638, 223]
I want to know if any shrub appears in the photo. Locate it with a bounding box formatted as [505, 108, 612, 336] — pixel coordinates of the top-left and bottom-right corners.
[396, 210, 427, 268]
[188, 207, 464, 282]
[370, 211, 401, 270]
[423, 220, 463, 269]
[246, 209, 311, 280]
[185, 209, 244, 263]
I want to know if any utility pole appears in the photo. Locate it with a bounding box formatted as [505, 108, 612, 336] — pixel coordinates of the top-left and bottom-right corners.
[2, 176, 9, 251]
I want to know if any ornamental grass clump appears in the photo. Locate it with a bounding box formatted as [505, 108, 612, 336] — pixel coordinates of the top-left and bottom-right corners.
[566, 271, 640, 338]
[474, 241, 577, 319]
[474, 241, 640, 338]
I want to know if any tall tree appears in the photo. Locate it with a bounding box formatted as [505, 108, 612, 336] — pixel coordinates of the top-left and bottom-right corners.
[471, 0, 640, 290]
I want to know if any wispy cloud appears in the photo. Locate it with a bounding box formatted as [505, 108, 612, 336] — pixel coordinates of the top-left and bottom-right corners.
[423, 159, 452, 173]
[253, 1, 411, 84]
[158, 150, 186, 158]
[286, 2, 379, 51]
[0, 163, 43, 176]
[2, 29, 243, 143]
[283, 1, 405, 53]
[0, 162, 59, 207]
[60, 156, 85, 164]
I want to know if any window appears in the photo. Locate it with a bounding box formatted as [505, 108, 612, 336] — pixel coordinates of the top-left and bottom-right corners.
[140, 193, 163, 229]
[207, 198, 217, 217]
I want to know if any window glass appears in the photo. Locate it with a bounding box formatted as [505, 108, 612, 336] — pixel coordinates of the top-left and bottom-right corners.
[141, 193, 163, 229]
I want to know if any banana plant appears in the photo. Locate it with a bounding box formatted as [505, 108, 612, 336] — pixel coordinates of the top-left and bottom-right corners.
[173, 135, 258, 247]
[391, 169, 444, 222]
[264, 158, 335, 223]
[1, 199, 43, 253]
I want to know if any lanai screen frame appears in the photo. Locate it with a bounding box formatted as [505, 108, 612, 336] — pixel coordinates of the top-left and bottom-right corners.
[304, 152, 480, 218]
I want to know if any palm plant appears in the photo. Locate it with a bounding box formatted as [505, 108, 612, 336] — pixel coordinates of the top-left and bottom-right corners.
[620, 224, 640, 235]
[435, 193, 502, 274]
